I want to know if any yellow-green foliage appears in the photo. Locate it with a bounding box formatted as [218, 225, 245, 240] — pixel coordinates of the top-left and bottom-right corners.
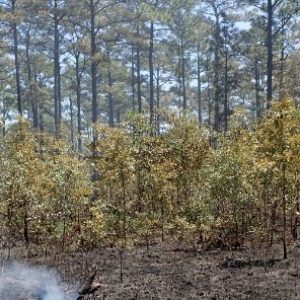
[202, 98, 300, 250]
[201, 128, 255, 248]
[91, 115, 210, 247]
[250, 99, 300, 248]
[0, 121, 92, 251]
[2, 101, 300, 254]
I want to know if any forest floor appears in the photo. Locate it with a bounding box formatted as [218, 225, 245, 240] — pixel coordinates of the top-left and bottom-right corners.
[19, 240, 300, 300]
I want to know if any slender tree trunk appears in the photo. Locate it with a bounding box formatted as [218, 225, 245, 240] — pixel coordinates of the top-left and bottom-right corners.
[267, 0, 273, 107]
[213, 40, 221, 131]
[212, 5, 222, 132]
[279, 26, 286, 98]
[156, 68, 160, 134]
[181, 37, 187, 111]
[149, 21, 154, 125]
[177, 43, 182, 107]
[255, 58, 261, 118]
[136, 25, 142, 113]
[108, 59, 114, 127]
[54, 0, 61, 134]
[120, 170, 127, 283]
[280, 114, 287, 259]
[25, 27, 38, 128]
[282, 153, 287, 259]
[223, 19, 230, 132]
[119, 249, 124, 283]
[57, 63, 62, 123]
[2, 95, 6, 137]
[292, 200, 299, 240]
[23, 207, 29, 247]
[131, 44, 136, 111]
[12, 0, 22, 116]
[39, 108, 44, 131]
[89, 0, 99, 165]
[197, 44, 202, 124]
[279, 46, 285, 98]
[69, 96, 74, 148]
[207, 56, 212, 128]
[90, 0, 98, 126]
[75, 54, 82, 152]
[224, 46, 229, 132]
[26, 29, 32, 86]
[116, 112, 121, 124]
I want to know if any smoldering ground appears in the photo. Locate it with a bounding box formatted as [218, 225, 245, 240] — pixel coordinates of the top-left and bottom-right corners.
[0, 262, 76, 300]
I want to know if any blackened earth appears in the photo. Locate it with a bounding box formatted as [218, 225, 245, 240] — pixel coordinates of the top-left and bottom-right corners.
[6, 242, 300, 300]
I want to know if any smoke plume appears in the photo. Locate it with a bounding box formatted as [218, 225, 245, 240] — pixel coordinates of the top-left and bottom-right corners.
[0, 262, 74, 300]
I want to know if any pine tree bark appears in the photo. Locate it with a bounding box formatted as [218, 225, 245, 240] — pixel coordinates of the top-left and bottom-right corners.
[54, 0, 62, 134]
[255, 58, 261, 118]
[156, 68, 160, 134]
[136, 25, 142, 113]
[131, 44, 136, 111]
[90, 0, 98, 125]
[25, 27, 39, 128]
[180, 37, 187, 111]
[266, 0, 273, 107]
[149, 21, 154, 125]
[212, 4, 222, 132]
[70, 96, 74, 148]
[279, 25, 286, 98]
[108, 60, 114, 127]
[224, 42, 229, 132]
[207, 56, 212, 128]
[12, 0, 22, 116]
[197, 43, 202, 124]
[75, 54, 82, 152]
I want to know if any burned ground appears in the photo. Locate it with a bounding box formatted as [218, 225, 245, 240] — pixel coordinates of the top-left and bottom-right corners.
[5, 241, 297, 300]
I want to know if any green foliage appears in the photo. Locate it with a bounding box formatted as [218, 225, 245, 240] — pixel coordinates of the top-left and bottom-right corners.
[201, 98, 300, 251]
[0, 121, 92, 252]
[202, 129, 255, 248]
[2, 101, 300, 256]
[250, 99, 300, 251]
[91, 114, 210, 249]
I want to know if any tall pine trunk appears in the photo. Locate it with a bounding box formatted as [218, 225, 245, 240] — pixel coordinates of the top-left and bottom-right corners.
[12, 0, 22, 116]
[156, 68, 160, 134]
[54, 0, 61, 135]
[207, 56, 212, 128]
[136, 25, 142, 113]
[180, 37, 187, 111]
[108, 53, 114, 127]
[197, 43, 202, 124]
[90, 0, 98, 126]
[131, 44, 136, 111]
[255, 58, 261, 118]
[266, 0, 273, 107]
[69, 96, 74, 148]
[149, 21, 154, 126]
[75, 54, 82, 152]
[224, 43, 229, 132]
[25, 27, 38, 128]
[213, 13, 221, 132]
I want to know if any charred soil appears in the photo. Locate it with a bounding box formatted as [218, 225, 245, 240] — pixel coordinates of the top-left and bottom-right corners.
[5, 242, 300, 300]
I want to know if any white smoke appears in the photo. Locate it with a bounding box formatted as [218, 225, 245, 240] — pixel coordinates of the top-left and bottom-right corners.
[0, 262, 74, 300]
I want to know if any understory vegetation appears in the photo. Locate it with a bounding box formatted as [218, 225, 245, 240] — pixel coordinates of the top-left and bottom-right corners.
[1, 98, 300, 259]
